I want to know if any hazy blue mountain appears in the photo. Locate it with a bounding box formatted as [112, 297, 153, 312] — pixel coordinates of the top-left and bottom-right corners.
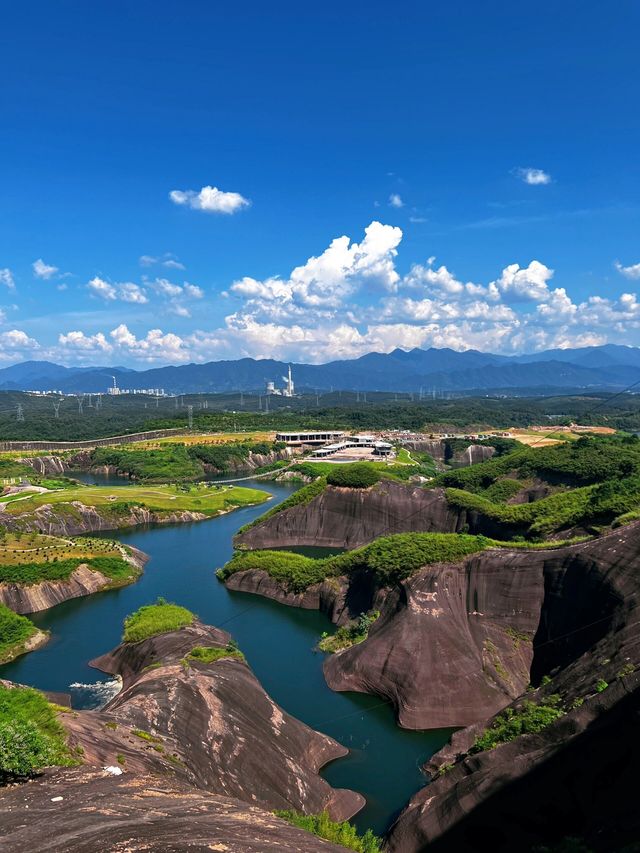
[1, 345, 639, 394]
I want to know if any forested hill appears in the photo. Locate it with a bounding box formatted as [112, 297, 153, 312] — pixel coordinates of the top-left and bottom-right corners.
[1, 344, 640, 394]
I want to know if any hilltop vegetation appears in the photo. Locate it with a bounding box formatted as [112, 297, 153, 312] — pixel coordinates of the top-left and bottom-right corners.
[219, 532, 491, 592]
[439, 435, 640, 538]
[123, 599, 195, 642]
[2, 482, 269, 520]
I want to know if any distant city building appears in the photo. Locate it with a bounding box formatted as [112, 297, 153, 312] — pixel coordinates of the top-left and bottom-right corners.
[107, 377, 165, 396]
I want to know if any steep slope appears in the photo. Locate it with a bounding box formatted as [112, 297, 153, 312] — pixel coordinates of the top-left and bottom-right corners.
[235, 481, 460, 551]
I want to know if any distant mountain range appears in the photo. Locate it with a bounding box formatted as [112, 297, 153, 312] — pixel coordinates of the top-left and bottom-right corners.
[1, 344, 640, 395]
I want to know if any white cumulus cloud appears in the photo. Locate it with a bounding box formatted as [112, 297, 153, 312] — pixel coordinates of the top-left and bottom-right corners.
[615, 260, 640, 280]
[169, 185, 250, 214]
[32, 259, 59, 279]
[389, 193, 404, 208]
[87, 277, 148, 304]
[516, 167, 552, 186]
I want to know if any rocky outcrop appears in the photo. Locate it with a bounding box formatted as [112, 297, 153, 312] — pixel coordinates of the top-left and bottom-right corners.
[0, 766, 353, 852]
[19, 455, 69, 476]
[324, 523, 640, 731]
[450, 444, 495, 467]
[236, 481, 461, 551]
[0, 548, 146, 614]
[324, 551, 540, 729]
[0, 502, 208, 536]
[386, 672, 640, 852]
[80, 621, 363, 820]
[225, 570, 354, 624]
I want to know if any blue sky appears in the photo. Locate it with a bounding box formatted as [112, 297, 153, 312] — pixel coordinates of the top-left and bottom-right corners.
[1, 1, 639, 366]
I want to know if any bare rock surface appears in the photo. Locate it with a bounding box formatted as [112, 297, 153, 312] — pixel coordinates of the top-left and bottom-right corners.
[0, 766, 350, 852]
[324, 551, 540, 728]
[82, 621, 363, 820]
[386, 673, 640, 852]
[236, 481, 461, 551]
[19, 455, 69, 476]
[325, 523, 640, 731]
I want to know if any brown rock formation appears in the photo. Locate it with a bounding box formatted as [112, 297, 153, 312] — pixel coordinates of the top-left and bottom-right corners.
[0, 502, 208, 536]
[0, 547, 147, 614]
[236, 481, 461, 551]
[386, 672, 640, 852]
[19, 455, 69, 476]
[324, 551, 541, 729]
[324, 523, 640, 731]
[78, 621, 363, 820]
[0, 766, 352, 852]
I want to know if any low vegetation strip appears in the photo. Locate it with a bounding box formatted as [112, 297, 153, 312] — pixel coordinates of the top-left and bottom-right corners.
[0, 555, 137, 586]
[123, 599, 195, 642]
[319, 611, 380, 653]
[219, 532, 492, 592]
[0, 604, 41, 664]
[469, 696, 564, 754]
[0, 683, 76, 782]
[274, 810, 382, 853]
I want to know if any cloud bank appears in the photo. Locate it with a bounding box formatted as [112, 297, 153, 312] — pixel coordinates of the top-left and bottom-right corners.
[2, 221, 639, 366]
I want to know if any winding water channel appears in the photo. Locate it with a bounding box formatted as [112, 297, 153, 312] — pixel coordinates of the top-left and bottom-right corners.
[0, 474, 453, 835]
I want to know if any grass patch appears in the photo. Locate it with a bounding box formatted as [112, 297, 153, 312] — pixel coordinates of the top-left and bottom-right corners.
[274, 810, 382, 852]
[123, 599, 195, 643]
[220, 531, 492, 592]
[0, 683, 76, 782]
[0, 604, 42, 664]
[319, 611, 380, 653]
[470, 696, 563, 753]
[183, 643, 245, 665]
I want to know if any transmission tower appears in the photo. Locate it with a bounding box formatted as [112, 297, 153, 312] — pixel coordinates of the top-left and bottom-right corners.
[87, 394, 94, 408]
[95, 394, 102, 410]
[78, 396, 84, 415]
[16, 404, 24, 422]
[53, 400, 61, 419]
[187, 405, 193, 429]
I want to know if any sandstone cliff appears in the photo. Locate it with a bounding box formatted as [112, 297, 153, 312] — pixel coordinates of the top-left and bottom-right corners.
[19, 455, 69, 476]
[236, 480, 462, 551]
[79, 620, 363, 820]
[0, 547, 147, 614]
[0, 502, 208, 536]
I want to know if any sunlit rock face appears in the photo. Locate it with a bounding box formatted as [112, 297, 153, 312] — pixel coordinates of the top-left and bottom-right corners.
[0, 766, 354, 853]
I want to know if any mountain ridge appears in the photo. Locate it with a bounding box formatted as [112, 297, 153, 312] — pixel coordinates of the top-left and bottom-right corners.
[0, 344, 638, 394]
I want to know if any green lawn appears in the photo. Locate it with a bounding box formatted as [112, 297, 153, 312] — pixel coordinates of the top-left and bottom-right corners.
[3, 483, 270, 516]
